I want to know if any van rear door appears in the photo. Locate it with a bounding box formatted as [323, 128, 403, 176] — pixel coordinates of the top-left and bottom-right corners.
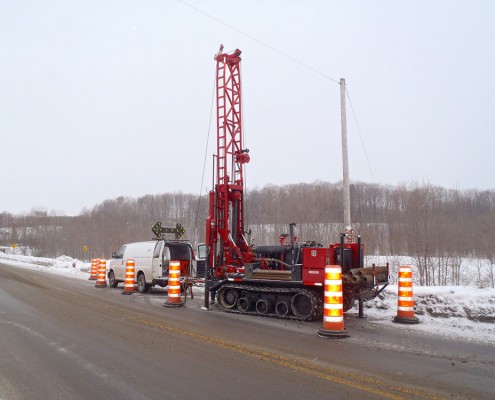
[151, 241, 164, 279]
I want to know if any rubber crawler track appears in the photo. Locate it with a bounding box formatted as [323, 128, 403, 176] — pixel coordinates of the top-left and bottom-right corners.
[215, 283, 323, 321]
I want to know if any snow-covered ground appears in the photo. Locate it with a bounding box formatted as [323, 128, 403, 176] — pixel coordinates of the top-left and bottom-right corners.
[0, 252, 92, 280]
[361, 286, 495, 345]
[1, 252, 494, 346]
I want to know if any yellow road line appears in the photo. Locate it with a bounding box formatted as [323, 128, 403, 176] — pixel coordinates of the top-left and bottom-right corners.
[128, 315, 447, 400]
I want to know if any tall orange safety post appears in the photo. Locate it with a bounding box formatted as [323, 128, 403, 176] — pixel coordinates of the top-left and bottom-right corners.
[89, 258, 98, 280]
[122, 259, 136, 295]
[164, 261, 184, 307]
[318, 265, 350, 338]
[393, 266, 419, 324]
[95, 258, 108, 288]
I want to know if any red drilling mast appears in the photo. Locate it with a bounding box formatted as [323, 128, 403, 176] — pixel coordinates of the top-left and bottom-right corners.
[206, 45, 253, 277]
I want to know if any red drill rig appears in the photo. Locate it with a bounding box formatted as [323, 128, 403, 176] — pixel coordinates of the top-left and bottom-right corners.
[205, 46, 388, 320]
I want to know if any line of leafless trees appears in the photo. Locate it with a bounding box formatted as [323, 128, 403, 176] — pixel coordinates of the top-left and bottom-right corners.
[1, 181, 494, 286]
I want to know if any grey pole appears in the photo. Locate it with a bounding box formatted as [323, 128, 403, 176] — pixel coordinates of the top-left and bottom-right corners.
[340, 78, 351, 234]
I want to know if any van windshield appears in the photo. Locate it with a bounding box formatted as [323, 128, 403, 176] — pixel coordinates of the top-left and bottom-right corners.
[197, 244, 207, 259]
[115, 246, 126, 259]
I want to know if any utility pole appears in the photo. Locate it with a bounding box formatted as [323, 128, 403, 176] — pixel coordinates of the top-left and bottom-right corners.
[340, 78, 352, 237]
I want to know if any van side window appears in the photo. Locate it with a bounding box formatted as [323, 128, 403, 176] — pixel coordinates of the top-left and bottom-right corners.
[116, 246, 126, 259]
[153, 242, 163, 258]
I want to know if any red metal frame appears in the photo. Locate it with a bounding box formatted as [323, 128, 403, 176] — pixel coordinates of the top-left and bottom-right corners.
[207, 46, 253, 275]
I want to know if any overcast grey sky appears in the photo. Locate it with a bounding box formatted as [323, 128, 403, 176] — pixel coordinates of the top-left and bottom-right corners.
[1, 0, 494, 216]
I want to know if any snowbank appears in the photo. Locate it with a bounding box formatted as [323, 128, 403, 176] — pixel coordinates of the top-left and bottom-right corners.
[0, 252, 91, 280]
[361, 285, 495, 344]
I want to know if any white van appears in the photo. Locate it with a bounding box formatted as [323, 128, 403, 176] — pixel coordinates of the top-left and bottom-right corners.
[108, 240, 194, 293]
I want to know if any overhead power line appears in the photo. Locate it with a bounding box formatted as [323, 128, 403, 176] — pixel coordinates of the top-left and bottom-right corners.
[177, 0, 340, 84]
[345, 87, 375, 182]
[178, 0, 376, 183]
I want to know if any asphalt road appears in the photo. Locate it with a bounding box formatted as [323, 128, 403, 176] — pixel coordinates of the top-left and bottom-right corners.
[1, 262, 494, 400]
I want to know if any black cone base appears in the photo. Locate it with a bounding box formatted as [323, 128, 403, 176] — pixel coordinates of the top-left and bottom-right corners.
[318, 328, 350, 339]
[164, 301, 184, 308]
[393, 315, 420, 324]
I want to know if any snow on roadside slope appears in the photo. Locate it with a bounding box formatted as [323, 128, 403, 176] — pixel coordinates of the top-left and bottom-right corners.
[0, 252, 91, 280]
[1, 252, 494, 345]
[357, 285, 495, 345]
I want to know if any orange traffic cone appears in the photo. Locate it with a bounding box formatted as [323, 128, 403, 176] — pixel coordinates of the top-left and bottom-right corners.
[122, 259, 136, 295]
[318, 265, 350, 338]
[393, 266, 419, 324]
[89, 258, 98, 280]
[95, 258, 108, 288]
[164, 261, 184, 307]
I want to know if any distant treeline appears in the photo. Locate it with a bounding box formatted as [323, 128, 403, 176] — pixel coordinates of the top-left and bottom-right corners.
[1, 181, 494, 286]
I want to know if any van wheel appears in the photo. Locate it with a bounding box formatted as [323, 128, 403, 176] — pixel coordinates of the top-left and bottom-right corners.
[137, 273, 148, 293]
[108, 270, 118, 288]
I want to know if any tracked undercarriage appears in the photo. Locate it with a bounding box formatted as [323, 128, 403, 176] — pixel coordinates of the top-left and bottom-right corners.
[216, 283, 323, 321]
[212, 265, 389, 321]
